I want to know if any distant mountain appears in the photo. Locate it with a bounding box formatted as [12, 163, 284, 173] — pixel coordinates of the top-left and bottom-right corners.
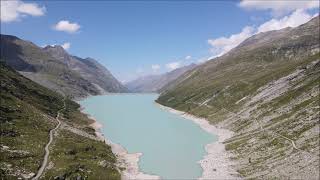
[43, 45, 128, 94]
[157, 16, 320, 179]
[0, 62, 120, 179]
[126, 63, 196, 92]
[0, 34, 127, 98]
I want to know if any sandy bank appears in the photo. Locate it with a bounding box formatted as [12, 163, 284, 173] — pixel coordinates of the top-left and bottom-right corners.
[156, 103, 239, 180]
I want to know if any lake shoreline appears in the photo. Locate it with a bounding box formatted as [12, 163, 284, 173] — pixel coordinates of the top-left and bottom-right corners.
[156, 103, 239, 180]
[80, 105, 160, 180]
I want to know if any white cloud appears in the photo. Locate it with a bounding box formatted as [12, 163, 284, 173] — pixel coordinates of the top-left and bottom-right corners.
[17, 2, 45, 16]
[207, 9, 317, 57]
[61, 42, 71, 50]
[185, 55, 192, 60]
[208, 26, 255, 57]
[239, 0, 319, 16]
[257, 9, 315, 33]
[166, 62, 181, 70]
[53, 20, 81, 33]
[0, 0, 45, 23]
[151, 64, 160, 72]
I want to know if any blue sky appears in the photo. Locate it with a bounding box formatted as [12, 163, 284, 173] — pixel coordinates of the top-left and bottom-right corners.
[1, 0, 319, 82]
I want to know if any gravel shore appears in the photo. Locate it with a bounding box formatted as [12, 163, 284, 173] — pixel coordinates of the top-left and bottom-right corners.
[157, 103, 239, 180]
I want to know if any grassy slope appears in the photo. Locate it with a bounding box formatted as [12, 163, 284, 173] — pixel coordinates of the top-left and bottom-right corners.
[157, 17, 320, 178]
[0, 62, 120, 179]
[43, 130, 119, 179]
[158, 17, 319, 113]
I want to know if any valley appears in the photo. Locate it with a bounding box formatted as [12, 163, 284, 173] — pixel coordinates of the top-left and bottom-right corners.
[0, 2, 319, 179]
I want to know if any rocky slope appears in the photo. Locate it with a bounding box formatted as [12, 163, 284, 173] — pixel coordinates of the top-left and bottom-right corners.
[0, 62, 121, 179]
[43, 45, 127, 94]
[0, 34, 127, 98]
[126, 63, 196, 92]
[157, 16, 320, 179]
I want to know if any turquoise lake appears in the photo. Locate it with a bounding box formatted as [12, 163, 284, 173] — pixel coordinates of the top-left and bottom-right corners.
[80, 94, 216, 179]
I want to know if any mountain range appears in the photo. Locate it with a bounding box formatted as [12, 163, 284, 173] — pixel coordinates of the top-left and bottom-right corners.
[0, 34, 127, 98]
[125, 63, 196, 93]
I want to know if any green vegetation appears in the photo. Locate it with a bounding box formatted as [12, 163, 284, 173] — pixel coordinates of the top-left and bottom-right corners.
[0, 62, 120, 179]
[1, 62, 61, 178]
[61, 98, 98, 136]
[42, 130, 120, 179]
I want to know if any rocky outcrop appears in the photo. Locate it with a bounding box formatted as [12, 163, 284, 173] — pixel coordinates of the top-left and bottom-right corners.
[43, 45, 128, 94]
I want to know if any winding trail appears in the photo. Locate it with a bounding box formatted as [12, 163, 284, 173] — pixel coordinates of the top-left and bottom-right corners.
[32, 100, 66, 180]
[222, 107, 317, 158]
[190, 102, 318, 159]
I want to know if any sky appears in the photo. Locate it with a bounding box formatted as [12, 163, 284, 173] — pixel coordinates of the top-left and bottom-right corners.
[1, 0, 319, 83]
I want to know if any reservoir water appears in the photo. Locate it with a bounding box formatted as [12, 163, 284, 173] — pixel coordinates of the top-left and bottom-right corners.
[80, 94, 216, 179]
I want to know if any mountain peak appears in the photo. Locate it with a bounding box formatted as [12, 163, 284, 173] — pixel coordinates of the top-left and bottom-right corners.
[43, 45, 65, 52]
[43, 45, 69, 61]
[0, 34, 20, 41]
[85, 57, 96, 61]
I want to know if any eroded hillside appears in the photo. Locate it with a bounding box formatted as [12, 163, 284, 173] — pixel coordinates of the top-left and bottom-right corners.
[157, 16, 320, 179]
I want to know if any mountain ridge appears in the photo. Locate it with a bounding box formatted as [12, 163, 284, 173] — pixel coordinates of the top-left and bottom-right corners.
[43, 45, 128, 94]
[0, 34, 127, 98]
[156, 16, 320, 179]
[126, 63, 197, 93]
